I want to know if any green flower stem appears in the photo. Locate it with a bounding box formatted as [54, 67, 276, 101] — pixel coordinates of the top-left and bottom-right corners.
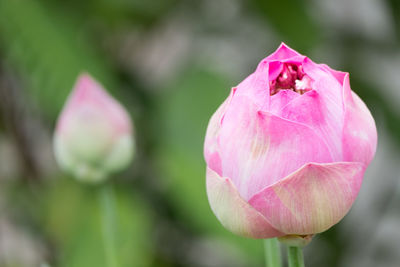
[99, 183, 118, 267]
[264, 238, 282, 267]
[287, 246, 305, 267]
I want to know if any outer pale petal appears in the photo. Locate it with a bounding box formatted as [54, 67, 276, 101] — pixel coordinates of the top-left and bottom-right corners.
[218, 96, 333, 200]
[206, 167, 283, 238]
[249, 162, 365, 235]
[342, 74, 377, 165]
[103, 134, 134, 172]
[204, 89, 234, 175]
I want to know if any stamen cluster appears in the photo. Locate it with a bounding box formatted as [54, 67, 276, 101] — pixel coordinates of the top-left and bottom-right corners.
[269, 63, 312, 95]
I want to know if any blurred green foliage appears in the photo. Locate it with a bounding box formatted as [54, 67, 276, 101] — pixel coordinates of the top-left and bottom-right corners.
[42, 0, 179, 27]
[0, 0, 399, 266]
[41, 179, 152, 267]
[6, 177, 152, 267]
[250, 0, 319, 51]
[0, 0, 116, 117]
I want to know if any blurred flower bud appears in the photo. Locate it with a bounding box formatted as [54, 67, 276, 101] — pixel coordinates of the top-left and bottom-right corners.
[54, 73, 134, 183]
[204, 43, 377, 239]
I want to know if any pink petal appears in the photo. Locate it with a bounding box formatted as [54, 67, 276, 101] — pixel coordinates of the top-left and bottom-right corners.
[206, 167, 283, 238]
[302, 58, 344, 107]
[268, 61, 284, 81]
[280, 89, 344, 161]
[57, 73, 131, 135]
[265, 43, 303, 61]
[319, 64, 347, 86]
[269, 89, 301, 116]
[342, 74, 377, 165]
[218, 96, 333, 200]
[249, 162, 365, 235]
[234, 62, 271, 111]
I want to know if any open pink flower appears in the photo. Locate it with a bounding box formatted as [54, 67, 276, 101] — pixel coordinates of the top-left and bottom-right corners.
[54, 73, 134, 182]
[204, 43, 377, 238]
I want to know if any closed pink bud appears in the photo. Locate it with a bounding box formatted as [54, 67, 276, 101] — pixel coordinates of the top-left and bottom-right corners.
[54, 73, 134, 182]
[204, 43, 377, 239]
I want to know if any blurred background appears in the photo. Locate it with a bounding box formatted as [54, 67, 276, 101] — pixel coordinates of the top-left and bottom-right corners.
[0, 0, 399, 266]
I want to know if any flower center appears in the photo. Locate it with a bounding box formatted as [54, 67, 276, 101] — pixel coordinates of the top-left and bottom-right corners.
[269, 63, 312, 95]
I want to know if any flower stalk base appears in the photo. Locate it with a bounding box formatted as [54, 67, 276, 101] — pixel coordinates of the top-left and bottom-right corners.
[287, 246, 305, 267]
[99, 184, 118, 267]
[264, 238, 281, 267]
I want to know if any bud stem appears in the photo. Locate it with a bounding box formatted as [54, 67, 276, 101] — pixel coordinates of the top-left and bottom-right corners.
[287, 246, 305, 267]
[99, 183, 118, 267]
[264, 238, 282, 267]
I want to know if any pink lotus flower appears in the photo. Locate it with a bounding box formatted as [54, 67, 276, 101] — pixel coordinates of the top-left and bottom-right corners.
[204, 43, 377, 238]
[54, 73, 134, 182]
